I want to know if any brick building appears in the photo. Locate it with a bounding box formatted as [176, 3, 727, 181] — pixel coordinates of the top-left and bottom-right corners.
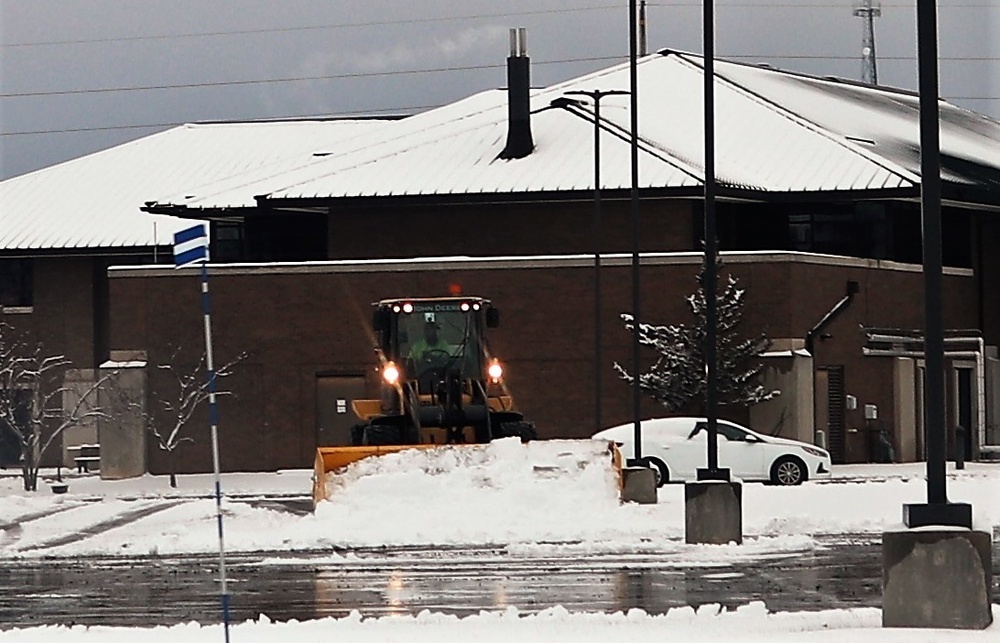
[4, 49, 998, 476]
[120, 50, 998, 473]
[107, 252, 981, 475]
[0, 120, 383, 468]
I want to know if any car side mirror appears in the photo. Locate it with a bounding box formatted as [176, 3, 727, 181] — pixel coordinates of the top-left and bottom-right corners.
[486, 308, 500, 328]
[373, 308, 390, 332]
[744, 434, 762, 443]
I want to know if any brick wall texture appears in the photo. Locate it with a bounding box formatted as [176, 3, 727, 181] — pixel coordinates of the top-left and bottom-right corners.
[109, 254, 978, 474]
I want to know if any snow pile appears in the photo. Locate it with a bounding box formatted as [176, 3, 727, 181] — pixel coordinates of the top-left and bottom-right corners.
[2, 603, 996, 642]
[744, 473, 1000, 536]
[310, 438, 655, 546]
[3, 455, 998, 558]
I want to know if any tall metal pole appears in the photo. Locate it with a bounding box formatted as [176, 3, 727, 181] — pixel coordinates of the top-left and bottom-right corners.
[595, 95, 604, 435]
[902, 0, 971, 529]
[699, 0, 726, 479]
[566, 89, 630, 434]
[629, 0, 643, 461]
[200, 260, 232, 641]
[918, 0, 945, 508]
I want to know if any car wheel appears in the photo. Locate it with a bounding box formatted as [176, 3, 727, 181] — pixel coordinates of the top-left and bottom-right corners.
[770, 456, 807, 486]
[639, 456, 669, 488]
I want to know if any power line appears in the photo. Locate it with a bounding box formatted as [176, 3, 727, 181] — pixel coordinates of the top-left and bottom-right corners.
[3, 3, 994, 48]
[1, 5, 627, 48]
[3, 53, 997, 99]
[0, 56, 623, 98]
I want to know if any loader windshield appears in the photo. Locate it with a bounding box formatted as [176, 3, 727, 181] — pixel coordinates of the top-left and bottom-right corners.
[397, 307, 483, 379]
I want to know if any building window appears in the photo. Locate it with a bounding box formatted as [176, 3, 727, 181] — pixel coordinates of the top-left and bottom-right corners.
[787, 204, 890, 259]
[0, 259, 33, 308]
[212, 222, 245, 263]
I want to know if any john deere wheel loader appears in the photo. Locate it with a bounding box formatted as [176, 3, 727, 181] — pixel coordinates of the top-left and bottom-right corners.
[313, 296, 536, 504]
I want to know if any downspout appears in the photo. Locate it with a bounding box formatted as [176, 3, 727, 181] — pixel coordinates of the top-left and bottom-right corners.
[806, 280, 861, 356]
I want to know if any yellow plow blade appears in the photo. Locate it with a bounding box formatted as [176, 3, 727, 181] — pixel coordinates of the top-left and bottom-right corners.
[312, 440, 624, 510]
[313, 444, 440, 507]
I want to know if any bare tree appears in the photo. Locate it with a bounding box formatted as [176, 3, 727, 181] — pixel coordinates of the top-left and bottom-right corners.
[148, 349, 247, 488]
[0, 323, 119, 491]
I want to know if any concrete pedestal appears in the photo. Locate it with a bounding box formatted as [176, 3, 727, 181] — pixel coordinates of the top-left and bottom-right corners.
[621, 466, 657, 504]
[882, 529, 993, 629]
[684, 480, 742, 545]
[97, 355, 148, 479]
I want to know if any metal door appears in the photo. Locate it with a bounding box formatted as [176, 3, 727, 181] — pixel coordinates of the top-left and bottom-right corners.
[316, 375, 368, 447]
[816, 366, 846, 463]
[955, 367, 974, 461]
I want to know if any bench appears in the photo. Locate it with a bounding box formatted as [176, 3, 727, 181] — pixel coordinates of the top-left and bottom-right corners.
[74, 456, 101, 473]
[69, 444, 101, 473]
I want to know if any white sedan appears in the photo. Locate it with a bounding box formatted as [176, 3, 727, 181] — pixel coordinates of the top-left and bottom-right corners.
[593, 417, 832, 486]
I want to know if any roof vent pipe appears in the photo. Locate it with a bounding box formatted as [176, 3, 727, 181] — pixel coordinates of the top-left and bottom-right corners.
[499, 27, 534, 159]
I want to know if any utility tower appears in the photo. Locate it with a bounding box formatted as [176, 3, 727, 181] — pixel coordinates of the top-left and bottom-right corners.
[853, 0, 882, 85]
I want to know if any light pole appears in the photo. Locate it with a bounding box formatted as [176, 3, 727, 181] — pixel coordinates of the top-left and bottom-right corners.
[903, 0, 971, 529]
[565, 89, 629, 435]
[880, 9, 988, 629]
[683, 0, 741, 547]
[628, 0, 642, 462]
[698, 0, 729, 482]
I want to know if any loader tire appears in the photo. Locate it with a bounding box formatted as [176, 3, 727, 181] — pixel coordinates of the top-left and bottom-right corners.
[350, 424, 367, 446]
[365, 424, 401, 446]
[496, 421, 537, 443]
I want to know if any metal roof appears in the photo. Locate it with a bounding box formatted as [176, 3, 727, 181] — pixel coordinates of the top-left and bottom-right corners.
[150, 51, 999, 213]
[0, 120, 385, 251]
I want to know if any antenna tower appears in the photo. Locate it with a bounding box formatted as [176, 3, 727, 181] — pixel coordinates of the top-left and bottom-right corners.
[853, 0, 882, 85]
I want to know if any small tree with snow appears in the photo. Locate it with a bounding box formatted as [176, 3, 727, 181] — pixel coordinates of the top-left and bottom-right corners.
[615, 258, 776, 412]
[147, 349, 247, 488]
[0, 322, 120, 491]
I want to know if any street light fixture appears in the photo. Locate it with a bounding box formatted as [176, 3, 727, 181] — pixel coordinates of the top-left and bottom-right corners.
[565, 89, 629, 435]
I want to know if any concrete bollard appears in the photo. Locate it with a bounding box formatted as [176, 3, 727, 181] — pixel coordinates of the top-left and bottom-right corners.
[621, 466, 657, 504]
[685, 480, 742, 545]
[883, 529, 993, 629]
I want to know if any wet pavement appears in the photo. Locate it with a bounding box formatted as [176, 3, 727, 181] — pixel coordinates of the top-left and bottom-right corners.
[5, 538, 997, 629]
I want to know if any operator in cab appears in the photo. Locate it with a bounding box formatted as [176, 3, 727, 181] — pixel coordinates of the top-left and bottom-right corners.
[408, 318, 454, 371]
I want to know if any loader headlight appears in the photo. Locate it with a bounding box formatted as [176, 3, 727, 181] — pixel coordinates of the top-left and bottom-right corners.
[383, 362, 401, 385]
[402, 302, 414, 314]
[487, 359, 503, 383]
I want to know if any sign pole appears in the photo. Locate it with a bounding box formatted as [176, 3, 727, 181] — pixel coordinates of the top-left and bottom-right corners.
[201, 259, 231, 641]
[174, 224, 231, 641]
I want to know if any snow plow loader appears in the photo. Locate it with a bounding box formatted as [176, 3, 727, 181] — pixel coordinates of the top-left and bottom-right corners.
[313, 296, 538, 505]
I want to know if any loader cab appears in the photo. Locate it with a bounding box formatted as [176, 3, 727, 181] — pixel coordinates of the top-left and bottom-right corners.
[372, 297, 500, 393]
[351, 295, 532, 447]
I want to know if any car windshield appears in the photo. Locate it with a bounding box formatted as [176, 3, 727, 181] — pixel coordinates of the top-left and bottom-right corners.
[397, 307, 482, 377]
[689, 422, 753, 441]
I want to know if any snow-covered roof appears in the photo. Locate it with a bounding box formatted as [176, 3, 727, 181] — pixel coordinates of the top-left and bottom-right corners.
[146, 50, 1000, 214]
[0, 119, 386, 251]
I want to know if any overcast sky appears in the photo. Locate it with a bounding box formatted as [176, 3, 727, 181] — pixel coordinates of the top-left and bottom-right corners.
[1, 0, 997, 180]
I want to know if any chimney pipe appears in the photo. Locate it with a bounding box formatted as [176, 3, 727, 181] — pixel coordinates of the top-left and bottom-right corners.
[500, 27, 534, 159]
[640, 1, 648, 56]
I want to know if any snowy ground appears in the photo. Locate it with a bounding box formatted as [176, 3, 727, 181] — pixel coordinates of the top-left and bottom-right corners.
[1, 439, 997, 640]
